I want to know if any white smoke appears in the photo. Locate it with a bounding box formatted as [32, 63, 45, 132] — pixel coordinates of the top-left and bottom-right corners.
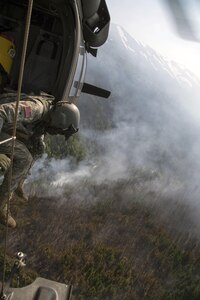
[25, 154, 91, 197]
[25, 25, 200, 235]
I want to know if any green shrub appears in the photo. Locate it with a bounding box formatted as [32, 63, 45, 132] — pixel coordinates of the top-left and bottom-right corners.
[45, 134, 86, 161]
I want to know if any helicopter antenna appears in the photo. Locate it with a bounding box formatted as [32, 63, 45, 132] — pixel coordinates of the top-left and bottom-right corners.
[0, 0, 34, 298]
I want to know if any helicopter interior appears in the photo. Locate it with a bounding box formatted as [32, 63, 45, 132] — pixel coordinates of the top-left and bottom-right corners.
[0, 0, 75, 99]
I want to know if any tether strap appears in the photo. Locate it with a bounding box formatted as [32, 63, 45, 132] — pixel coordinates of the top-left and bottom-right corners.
[0, 0, 34, 298]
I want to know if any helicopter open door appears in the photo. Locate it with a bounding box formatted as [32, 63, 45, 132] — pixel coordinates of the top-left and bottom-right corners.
[0, 1, 111, 299]
[0, 0, 110, 102]
[0, 0, 79, 101]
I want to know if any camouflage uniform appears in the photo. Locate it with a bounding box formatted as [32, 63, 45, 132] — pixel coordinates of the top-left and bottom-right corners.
[0, 92, 80, 228]
[0, 92, 53, 225]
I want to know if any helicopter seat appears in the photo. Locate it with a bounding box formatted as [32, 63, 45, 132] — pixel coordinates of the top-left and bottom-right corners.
[22, 30, 62, 94]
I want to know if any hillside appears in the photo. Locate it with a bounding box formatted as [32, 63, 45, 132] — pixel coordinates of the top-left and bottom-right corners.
[0, 177, 200, 300]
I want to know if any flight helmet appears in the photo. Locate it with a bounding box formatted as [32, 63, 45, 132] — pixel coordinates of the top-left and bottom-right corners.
[48, 101, 80, 140]
[0, 34, 15, 92]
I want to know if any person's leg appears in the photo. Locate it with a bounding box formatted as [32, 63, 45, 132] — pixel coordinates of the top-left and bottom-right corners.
[0, 134, 33, 227]
[13, 178, 29, 202]
[12, 156, 38, 203]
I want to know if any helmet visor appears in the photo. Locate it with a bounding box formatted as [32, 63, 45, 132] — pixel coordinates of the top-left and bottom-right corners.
[47, 124, 79, 140]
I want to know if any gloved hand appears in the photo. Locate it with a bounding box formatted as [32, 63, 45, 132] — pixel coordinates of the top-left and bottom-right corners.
[0, 153, 11, 172]
[33, 136, 46, 156]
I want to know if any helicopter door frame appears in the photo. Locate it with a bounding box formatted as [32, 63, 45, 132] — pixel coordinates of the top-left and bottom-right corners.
[68, 41, 87, 100]
[61, 0, 87, 102]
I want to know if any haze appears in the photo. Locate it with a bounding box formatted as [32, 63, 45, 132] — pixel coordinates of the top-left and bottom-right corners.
[107, 0, 200, 80]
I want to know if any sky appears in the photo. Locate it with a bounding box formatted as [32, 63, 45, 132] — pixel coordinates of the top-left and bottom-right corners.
[106, 0, 200, 80]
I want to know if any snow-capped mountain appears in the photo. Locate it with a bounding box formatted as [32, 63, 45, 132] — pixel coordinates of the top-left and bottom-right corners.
[85, 24, 200, 88]
[79, 24, 200, 203]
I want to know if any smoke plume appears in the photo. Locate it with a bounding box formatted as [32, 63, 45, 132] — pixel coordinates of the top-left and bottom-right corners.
[26, 25, 200, 235]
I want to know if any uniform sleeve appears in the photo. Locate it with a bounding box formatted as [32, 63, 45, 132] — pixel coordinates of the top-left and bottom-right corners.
[0, 99, 45, 126]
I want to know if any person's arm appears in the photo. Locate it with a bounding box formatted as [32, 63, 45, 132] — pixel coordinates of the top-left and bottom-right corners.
[0, 99, 45, 125]
[32, 135, 46, 157]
